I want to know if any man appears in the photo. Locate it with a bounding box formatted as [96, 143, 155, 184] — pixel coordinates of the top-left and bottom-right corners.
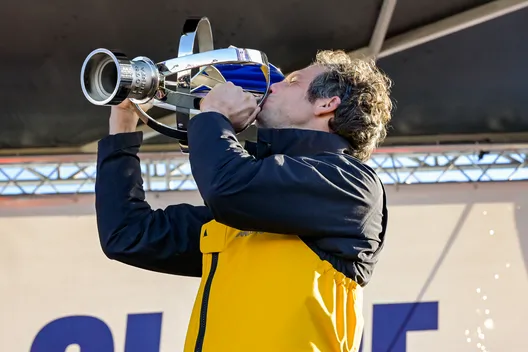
[95, 50, 392, 352]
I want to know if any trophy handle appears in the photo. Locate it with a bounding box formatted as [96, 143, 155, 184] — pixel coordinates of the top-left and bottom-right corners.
[130, 17, 272, 150]
[173, 17, 215, 150]
[132, 17, 213, 144]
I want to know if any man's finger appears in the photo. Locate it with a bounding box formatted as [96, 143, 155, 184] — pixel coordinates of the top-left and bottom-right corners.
[138, 100, 155, 112]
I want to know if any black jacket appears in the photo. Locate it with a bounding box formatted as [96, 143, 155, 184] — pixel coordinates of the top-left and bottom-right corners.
[95, 112, 388, 286]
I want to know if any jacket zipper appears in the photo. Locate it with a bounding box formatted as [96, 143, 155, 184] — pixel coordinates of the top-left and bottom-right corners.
[194, 252, 219, 352]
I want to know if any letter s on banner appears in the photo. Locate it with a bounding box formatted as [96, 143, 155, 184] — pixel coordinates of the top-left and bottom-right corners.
[30, 316, 114, 352]
[30, 313, 163, 352]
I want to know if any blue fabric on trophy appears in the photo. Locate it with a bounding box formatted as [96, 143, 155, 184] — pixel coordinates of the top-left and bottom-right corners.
[195, 63, 285, 93]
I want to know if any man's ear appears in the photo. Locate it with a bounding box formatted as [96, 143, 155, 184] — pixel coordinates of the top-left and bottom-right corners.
[313, 96, 341, 116]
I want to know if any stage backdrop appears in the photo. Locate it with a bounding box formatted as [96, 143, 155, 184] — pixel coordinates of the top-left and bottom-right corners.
[1, 181, 527, 352]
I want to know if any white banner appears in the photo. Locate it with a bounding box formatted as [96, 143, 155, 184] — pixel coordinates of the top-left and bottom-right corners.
[1, 183, 527, 352]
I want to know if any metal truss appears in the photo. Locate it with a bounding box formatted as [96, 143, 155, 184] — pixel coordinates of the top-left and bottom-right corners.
[0, 148, 527, 196]
[369, 149, 528, 186]
[348, 0, 528, 60]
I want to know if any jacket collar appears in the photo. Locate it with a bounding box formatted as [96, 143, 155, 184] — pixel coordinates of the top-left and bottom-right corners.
[244, 128, 350, 159]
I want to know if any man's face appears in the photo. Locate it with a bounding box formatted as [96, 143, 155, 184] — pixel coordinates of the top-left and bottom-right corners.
[256, 65, 327, 129]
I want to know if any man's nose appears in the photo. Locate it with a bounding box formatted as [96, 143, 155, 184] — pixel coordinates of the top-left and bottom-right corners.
[270, 81, 283, 94]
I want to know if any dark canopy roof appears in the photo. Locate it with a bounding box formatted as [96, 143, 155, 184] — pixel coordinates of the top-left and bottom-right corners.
[1, 0, 527, 155]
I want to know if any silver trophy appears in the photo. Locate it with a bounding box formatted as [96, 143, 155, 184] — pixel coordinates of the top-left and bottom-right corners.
[80, 17, 280, 150]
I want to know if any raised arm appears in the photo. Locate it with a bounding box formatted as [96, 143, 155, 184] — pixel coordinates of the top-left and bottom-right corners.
[187, 111, 383, 237]
[94, 102, 213, 277]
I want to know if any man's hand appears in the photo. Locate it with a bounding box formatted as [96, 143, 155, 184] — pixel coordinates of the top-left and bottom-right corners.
[109, 99, 154, 135]
[200, 82, 260, 132]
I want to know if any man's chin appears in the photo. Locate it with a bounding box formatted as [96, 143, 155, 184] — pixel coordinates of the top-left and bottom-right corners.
[255, 113, 266, 128]
[254, 119, 265, 128]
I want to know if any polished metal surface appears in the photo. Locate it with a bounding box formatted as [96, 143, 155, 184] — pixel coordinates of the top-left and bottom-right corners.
[80, 17, 279, 143]
[80, 49, 160, 106]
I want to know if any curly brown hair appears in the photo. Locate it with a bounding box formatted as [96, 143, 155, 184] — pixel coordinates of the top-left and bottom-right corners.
[306, 50, 393, 161]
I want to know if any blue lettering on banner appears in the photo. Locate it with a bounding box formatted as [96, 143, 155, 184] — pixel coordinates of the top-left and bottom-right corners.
[366, 301, 439, 352]
[124, 313, 163, 352]
[30, 313, 162, 352]
[30, 303, 438, 352]
[30, 315, 114, 352]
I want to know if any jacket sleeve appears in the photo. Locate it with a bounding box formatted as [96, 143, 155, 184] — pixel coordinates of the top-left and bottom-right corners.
[95, 131, 213, 277]
[187, 112, 381, 237]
